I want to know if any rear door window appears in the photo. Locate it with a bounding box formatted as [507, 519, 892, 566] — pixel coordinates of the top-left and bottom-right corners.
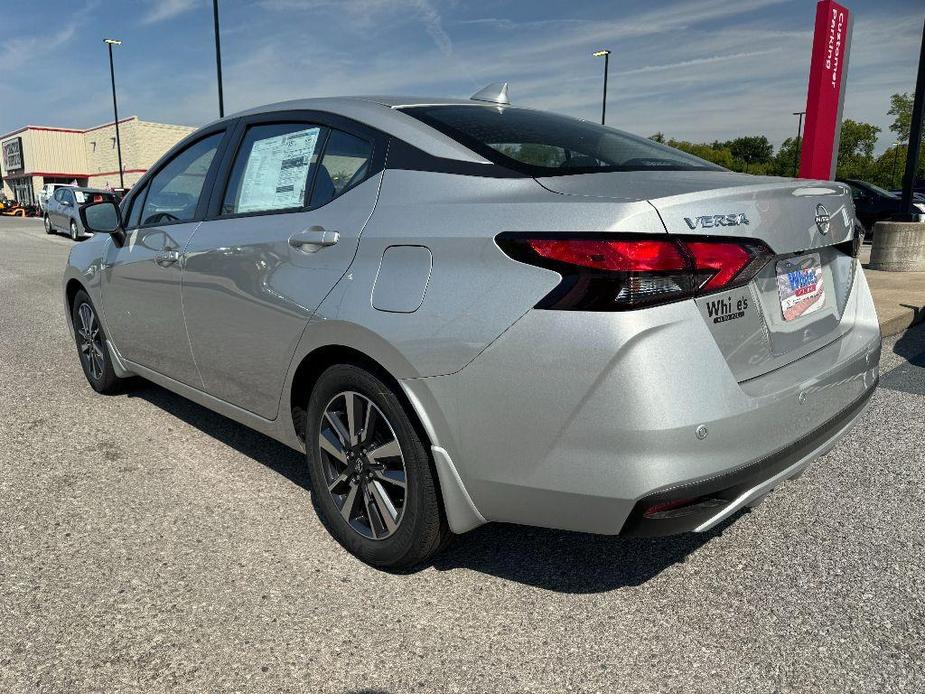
[141, 132, 223, 226]
[310, 129, 373, 207]
[221, 123, 324, 216]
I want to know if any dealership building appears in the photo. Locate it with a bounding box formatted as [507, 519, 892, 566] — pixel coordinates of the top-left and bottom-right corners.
[0, 116, 195, 204]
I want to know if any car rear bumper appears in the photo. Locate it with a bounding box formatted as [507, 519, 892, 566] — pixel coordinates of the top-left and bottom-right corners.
[619, 379, 875, 536]
[404, 263, 881, 535]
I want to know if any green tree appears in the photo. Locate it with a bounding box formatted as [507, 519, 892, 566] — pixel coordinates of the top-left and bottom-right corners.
[888, 92, 913, 143]
[727, 136, 773, 173]
[839, 119, 880, 159]
[869, 144, 925, 190]
[770, 137, 802, 177]
[649, 132, 665, 143]
[666, 139, 735, 169]
[835, 119, 881, 181]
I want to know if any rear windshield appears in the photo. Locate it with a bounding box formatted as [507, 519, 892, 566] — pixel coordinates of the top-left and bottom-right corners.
[402, 105, 723, 176]
[74, 190, 116, 204]
[861, 182, 899, 199]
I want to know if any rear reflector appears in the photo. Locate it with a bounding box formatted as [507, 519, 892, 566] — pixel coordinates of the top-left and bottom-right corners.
[497, 233, 772, 311]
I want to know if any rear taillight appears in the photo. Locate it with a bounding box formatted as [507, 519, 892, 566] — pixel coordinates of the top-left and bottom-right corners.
[496, 233, 772, 311]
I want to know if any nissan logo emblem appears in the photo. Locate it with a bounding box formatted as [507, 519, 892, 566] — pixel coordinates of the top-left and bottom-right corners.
[815, 204, 830, 235]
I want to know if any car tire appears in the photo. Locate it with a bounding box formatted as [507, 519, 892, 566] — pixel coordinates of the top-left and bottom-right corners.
[305, 364, 449, 569]
[71, 289, 131, 395]
[69, 220, 79, 241]
[44, 215, 54, 234]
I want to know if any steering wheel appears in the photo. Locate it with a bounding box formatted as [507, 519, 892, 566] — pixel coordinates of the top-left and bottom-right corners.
[145, 212, 181, 225]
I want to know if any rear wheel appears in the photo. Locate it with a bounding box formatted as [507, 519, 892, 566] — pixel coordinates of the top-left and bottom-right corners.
[305, 364, 448, 569]
[71, 290, 131, 394]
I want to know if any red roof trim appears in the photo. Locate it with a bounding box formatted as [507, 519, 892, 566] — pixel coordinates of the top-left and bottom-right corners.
[3, 168, 147, 180]
[83, 117, 137, 134]
[0, 117, 138, 141]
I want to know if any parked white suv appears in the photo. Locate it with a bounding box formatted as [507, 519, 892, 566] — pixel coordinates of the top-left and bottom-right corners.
[39, 183, 73, 212]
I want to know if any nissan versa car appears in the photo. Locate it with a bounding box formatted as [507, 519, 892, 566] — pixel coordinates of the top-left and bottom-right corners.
[64, 86, 880, 568]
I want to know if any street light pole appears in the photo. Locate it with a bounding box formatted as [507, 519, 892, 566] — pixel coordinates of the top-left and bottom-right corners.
[593, 49, 611, 125]
[792, 111, 806, 177]
[891, 142, 902, 189]
[212, 0, 224, 118]
[104, 39, 124, 189]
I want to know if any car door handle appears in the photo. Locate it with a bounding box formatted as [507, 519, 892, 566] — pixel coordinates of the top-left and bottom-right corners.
[288, 226, 340, 253]
[154, 249, 181, 266]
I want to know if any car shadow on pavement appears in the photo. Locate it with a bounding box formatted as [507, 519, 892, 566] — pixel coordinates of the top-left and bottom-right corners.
[881, 322, 925, 395]
[427, 515, 740, 593]
[128, 383, 310, 490]
[128, 381, 741, 593]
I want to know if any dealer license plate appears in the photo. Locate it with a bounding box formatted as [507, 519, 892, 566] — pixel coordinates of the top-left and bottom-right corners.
[776, 252, 826, 321]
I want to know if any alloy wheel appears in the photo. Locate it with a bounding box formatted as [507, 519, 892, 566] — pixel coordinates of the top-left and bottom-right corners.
[318, 391, 407, 540]
[44, 216, 52, 233]
[70, 221, 78, 241]
[76, 303, 105, 380]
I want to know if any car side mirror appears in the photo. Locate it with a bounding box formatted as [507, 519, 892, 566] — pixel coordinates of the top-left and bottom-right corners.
[80, 201, 125, 245]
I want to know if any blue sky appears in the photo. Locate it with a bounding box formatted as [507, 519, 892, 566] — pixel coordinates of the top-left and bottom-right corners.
[2, 0, 921, 153]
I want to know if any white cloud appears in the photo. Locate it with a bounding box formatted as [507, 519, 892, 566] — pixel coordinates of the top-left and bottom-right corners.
[141, 0, 199, 24]
[259, 0, 453, 54]
[619, 48, 783, 76]
[0, 26, 76, 69]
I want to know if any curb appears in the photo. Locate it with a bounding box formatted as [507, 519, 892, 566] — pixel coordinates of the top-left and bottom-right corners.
[879, 305, 925, 338]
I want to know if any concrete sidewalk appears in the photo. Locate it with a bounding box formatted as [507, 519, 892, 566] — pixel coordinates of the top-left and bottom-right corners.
[861, 244, 925, 337]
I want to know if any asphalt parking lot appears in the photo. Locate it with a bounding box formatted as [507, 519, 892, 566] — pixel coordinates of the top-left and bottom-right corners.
[1, 215, 923, 693]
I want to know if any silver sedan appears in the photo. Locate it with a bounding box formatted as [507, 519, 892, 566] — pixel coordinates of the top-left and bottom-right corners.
[64, 87, 880, 568]
[45, 186, 117, 241]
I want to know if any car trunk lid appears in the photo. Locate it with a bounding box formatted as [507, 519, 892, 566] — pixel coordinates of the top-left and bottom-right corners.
[537, 171, 859, 381]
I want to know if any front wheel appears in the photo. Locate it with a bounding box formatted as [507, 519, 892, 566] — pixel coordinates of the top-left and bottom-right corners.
[71, 290, 131, 394]
[305, 364, 449, 569]
[69, 219, 79, 241]
[44, 215, 54, 234]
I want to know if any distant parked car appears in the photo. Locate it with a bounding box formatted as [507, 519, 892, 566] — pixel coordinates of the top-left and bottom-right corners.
[837, 179, 925, 236]
[44, 187, 117, 241]
[889, 190, 925, 203]
[39, 183, 74, 212]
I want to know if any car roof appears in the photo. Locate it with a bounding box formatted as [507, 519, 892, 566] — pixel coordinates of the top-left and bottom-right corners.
[221, 96, 495, 164]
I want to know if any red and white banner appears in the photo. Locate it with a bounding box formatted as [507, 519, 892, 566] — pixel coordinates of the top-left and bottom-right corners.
[799, 1, 853, 180]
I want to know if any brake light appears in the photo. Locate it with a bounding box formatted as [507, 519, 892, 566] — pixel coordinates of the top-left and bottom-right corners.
[686, 241, 751, 291]
[497, 233, 772, 311]
[528, 239, 686, 273]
